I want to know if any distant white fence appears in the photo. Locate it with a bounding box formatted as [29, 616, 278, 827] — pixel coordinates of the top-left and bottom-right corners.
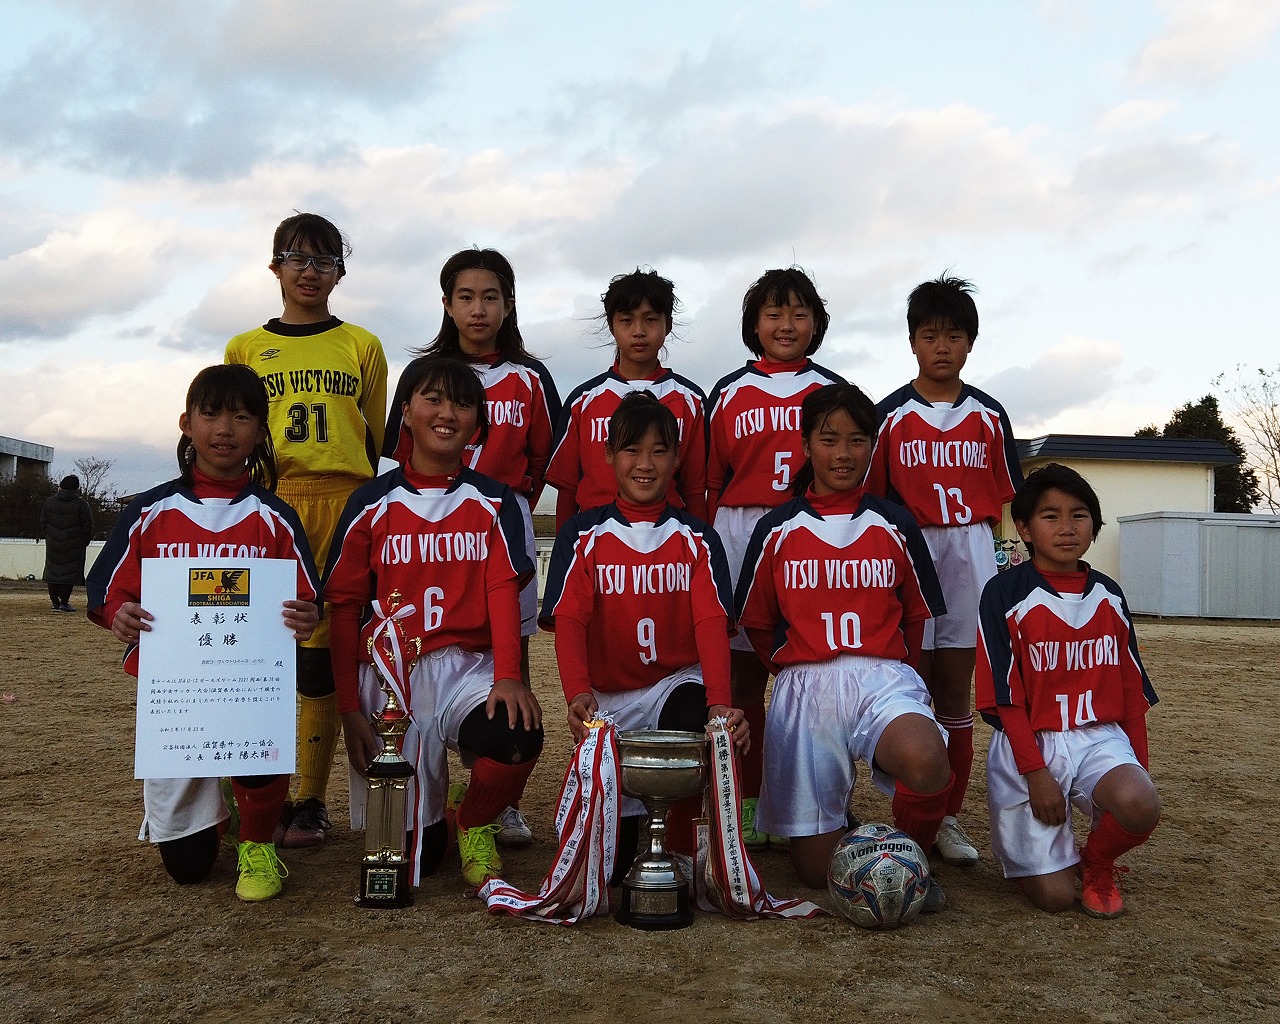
[3, 537, 556, 599]
[0, 539, 106, 580]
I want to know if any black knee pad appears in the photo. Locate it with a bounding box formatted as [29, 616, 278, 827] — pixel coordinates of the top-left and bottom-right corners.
[456, 704, 544, 765]
[296, 646, 335, 698]
[158, 826, 219, 885]
[416, 820, 449, 877]
[611, 816, 641, 887]
[657, 682, 707, 733]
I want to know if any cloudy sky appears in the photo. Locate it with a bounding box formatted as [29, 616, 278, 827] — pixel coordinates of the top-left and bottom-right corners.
[2, 0, 1277, 496]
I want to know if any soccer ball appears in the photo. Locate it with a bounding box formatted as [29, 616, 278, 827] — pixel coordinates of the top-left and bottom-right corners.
[827, 823, 931, 930]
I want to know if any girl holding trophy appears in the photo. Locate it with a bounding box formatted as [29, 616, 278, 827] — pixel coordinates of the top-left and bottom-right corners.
[539, 391, 749, 881]
[86, 365, 320, 902]
[325, 357, 543, 889]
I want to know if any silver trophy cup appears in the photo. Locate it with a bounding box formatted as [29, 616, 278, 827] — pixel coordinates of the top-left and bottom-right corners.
[616, 729, 708, 930]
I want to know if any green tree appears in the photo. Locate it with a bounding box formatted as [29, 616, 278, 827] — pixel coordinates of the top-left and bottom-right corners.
[0, 472, 55, 539]
[1137, 395, 1261, 513]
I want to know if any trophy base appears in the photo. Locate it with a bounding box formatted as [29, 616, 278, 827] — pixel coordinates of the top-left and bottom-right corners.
[355, 860, 414, 909]
[616, 878, 693, 930]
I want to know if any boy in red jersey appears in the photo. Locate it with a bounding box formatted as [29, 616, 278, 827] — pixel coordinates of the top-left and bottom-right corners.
[865, 275, 1021, 866]
[541, 392, 747, 879]
[326, 358, 542, 888]
[976, 464, 1159, 918]
[706, 267, 846, 849]
[546, 269, 707, 531]
[737, 384, 951, 906]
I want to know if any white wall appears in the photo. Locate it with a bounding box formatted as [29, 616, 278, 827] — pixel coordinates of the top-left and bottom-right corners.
[1, 540, 106, 580]
[999, 460, 1214, 582]
[1121, 512, 1280, 618]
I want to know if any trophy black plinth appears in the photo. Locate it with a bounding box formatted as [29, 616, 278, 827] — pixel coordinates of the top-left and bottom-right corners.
[355, 754, 416, 909]
[356, 607, 419, 911]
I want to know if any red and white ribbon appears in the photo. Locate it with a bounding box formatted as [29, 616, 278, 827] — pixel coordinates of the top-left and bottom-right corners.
[366, 599, 430, 884]
[368, 598, 418, 710]
[696, 720, 827, 919]
[478, 722, 621, 924]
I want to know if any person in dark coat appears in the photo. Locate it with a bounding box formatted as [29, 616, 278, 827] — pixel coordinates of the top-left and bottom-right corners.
[41, 475, 93, 612]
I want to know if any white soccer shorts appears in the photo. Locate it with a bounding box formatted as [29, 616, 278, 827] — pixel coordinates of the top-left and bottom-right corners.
[920, 521, 997, 650]
[986, 722, 1141, 879]
[756, 654, 939, 838]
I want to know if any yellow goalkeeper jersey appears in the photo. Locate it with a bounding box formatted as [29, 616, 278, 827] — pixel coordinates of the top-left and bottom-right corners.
[226, 317, 388, 484]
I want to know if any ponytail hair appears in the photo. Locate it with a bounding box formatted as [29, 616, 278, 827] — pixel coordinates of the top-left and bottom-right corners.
[605, 391, 679, 455]
[399, 356, 491, 448]
[179, 365, 277, 490]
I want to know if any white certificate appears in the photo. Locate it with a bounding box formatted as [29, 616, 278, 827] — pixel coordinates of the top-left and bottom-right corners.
[134, 557, 297, 780]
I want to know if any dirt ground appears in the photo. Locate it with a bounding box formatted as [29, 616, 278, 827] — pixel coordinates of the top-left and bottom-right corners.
[1, 580, 1276, 1024]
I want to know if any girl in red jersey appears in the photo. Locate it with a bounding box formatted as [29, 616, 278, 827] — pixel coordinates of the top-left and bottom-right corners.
[545, 268, 707, 531]
[976, 464, 1159, 918]
[86, 365, 320, 902]
[383, 249, 560, 846]
[705, 267, 846, 848]
[736, 384, 951, 905]
[328, 357, 542, 888]
[541, 392, 748, 880]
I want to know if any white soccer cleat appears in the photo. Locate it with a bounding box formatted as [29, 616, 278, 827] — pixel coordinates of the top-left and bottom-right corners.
[495, 805, 534, 848]
[933, 815, 979, 867]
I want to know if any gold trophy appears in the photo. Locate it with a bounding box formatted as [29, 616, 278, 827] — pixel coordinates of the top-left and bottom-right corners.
[615, 729, 708, 930]
[355, 598, 419, 909]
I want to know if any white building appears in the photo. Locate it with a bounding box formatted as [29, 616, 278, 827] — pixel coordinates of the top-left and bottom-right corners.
[0, 435, 53, 483]
[998, 434, 1238, 582]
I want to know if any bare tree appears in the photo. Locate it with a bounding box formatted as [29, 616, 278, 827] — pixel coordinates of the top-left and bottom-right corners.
[1214, 365, 1280, 513]
[72, 456, 118, 502]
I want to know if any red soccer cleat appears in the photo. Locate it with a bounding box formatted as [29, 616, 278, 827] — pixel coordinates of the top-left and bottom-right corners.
[1079, 857, 1128, 919]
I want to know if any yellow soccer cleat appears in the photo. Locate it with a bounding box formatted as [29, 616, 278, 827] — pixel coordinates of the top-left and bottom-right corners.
[235, 841, 288, 902]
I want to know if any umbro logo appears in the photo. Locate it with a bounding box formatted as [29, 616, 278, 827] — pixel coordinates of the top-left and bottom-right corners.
[260, 348, 282, 360]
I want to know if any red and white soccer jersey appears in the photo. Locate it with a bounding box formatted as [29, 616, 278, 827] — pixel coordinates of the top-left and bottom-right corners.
[866, 382, 1021, 529]
[384, 355, 561, 501]
[539, 501, 734, 705]
[736, 487, 945, 669]
[976, 560, 1157, 763]
[86, 472, 320, 677]
[544, 365, 707, 513]
[322, 464, 532, 687]
[706, 358, 845, 512]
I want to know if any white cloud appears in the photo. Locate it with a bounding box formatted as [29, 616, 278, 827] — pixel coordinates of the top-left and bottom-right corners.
[1068, 134, 1242, 215]
[1132, 0, 1280, 86]
[0, 212, 177, 339]
[0, 0, 490, 179]
[1094, 98, 1179, 134]
[215, 0, 493, 99]
[0, 355, 210, 489]
[979, 338, 1127, 434]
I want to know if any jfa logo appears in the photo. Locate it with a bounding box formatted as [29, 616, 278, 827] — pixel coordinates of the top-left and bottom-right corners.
[188, 568, 251, 607]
